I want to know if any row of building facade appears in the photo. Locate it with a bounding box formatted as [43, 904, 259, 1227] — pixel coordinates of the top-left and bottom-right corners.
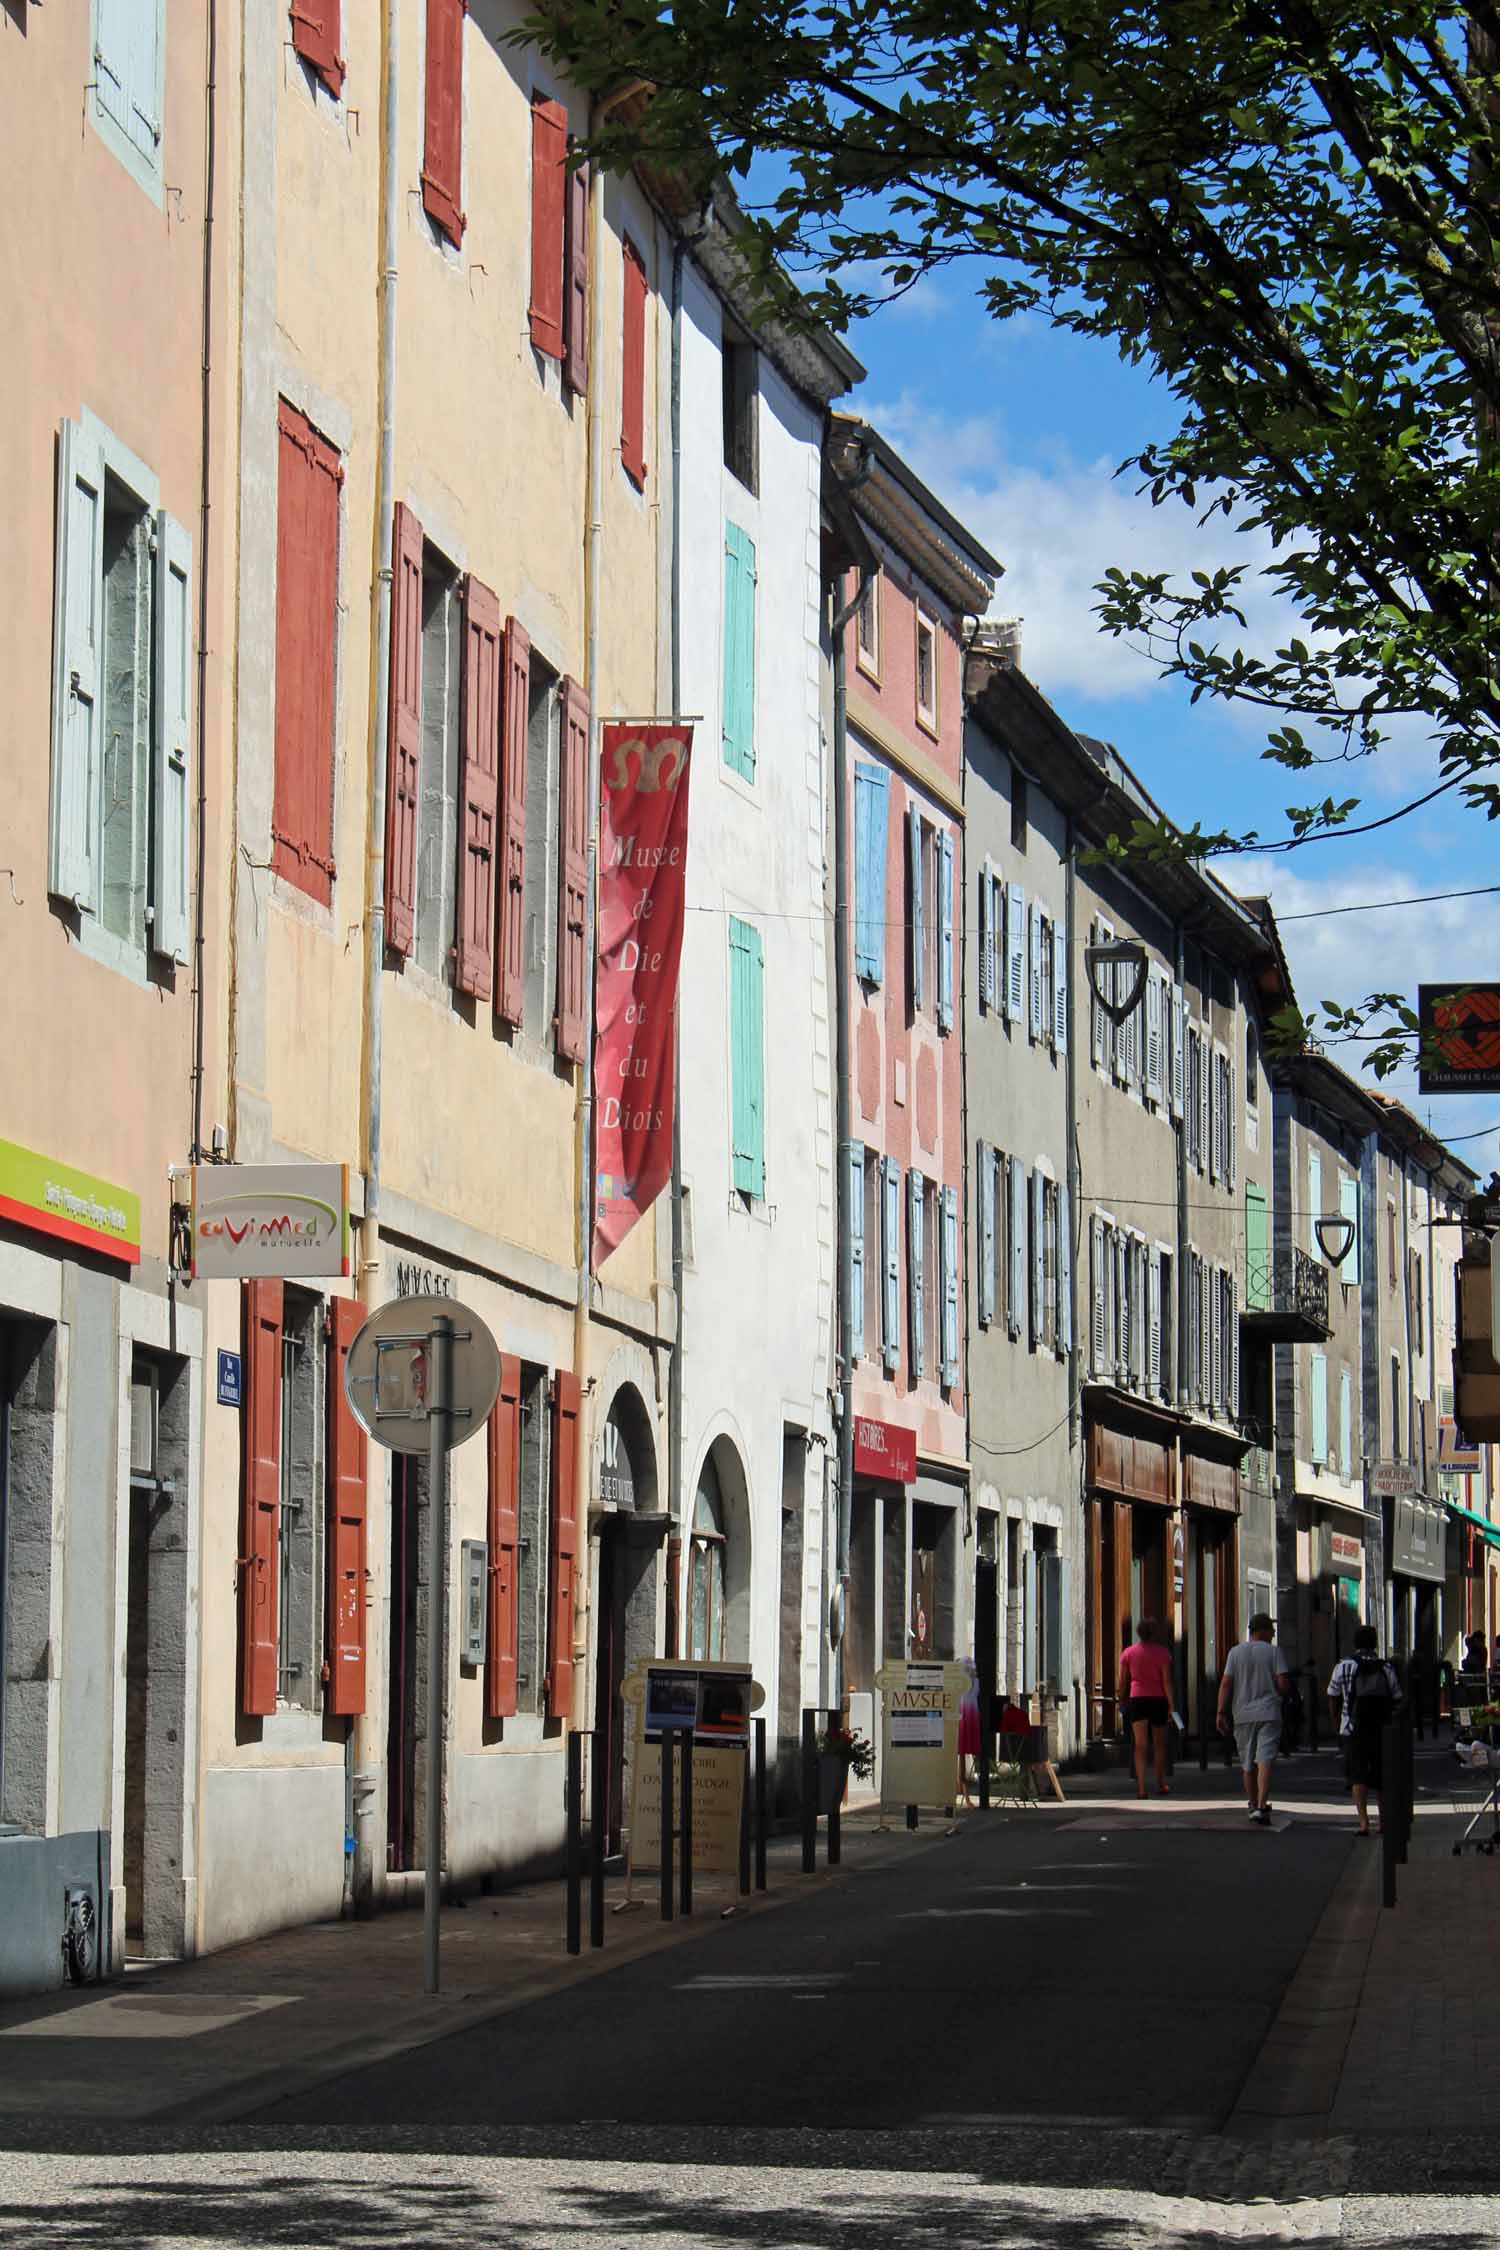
[2, 0, 1496, 1992]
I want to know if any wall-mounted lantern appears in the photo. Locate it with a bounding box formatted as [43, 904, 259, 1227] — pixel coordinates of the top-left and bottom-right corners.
[1315, 1214, 1356, 1268]
[1084, 938, 1147, 1026]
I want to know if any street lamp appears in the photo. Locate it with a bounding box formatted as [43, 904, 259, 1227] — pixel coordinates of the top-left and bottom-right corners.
[1084, 937, 1147, 1025]
[1315, 1214, 1356, 1268]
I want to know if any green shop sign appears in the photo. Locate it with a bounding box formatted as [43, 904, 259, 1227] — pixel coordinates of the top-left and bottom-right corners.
[0, 1137, 140, 1265]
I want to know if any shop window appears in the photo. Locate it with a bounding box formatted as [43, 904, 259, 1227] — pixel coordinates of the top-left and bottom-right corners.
[690, 1455, 727, 1662]
[277, 1292, 326, 1710]
[515, 1364, 551, 1710]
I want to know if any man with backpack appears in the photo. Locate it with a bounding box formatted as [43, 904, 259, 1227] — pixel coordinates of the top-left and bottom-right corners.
[1328, 1625, 1403, 1836]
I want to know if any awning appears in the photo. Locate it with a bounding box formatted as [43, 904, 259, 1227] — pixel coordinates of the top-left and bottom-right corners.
[1447, 1499, 1500, 1551]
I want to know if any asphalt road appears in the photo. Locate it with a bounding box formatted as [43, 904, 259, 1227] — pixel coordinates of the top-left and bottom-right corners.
[272, 1807, 1351, 2137]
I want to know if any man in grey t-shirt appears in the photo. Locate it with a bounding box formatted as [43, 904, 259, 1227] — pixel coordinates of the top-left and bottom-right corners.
[1216, 1614, 1292, 1825]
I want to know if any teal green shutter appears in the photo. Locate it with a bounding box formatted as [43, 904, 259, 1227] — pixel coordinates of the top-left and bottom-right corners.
[729, 915, 765, 1196]
[1339, 1173, 1361, 1286]
[1340, 1366, 1353, 1477]
[1245, 1184, 1269, 1310]
[722, 523, 756, 779]
[1310, 1350, 1329, 1466]
[853, 761, 888, 983]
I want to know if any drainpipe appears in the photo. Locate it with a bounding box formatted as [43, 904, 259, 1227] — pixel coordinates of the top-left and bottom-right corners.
[189, 0, 218, 1165]
[1064, 819, 1079, 1449]
[351, 0, 401, 1914]
[830, 537, 875, 1710]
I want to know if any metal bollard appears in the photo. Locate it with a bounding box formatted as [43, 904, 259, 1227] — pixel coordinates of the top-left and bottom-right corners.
[1400, 1708, 1415, 1863]
[565, 1730, 583, 1956]
[738, 1743, 751, 1897]
[1381, 1720, 1399, 1907]
[589, 1724, 606, 1949]
[754, 1716, 768, 1891]
[679, 1728, 695, 1917]
[826, 1705, 842, 1867]
[660, 1728, 675, 1923]
[801, 1710, 817, 1873]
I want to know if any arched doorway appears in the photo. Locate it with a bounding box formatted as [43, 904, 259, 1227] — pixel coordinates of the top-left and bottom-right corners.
[593, 1383, 660, 1851]
[688, 1438, 751, 1663]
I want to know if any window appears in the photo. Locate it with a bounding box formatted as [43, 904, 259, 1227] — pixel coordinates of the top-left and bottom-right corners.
[856, 572, 880, 677]
[91, 0, 163, 194]
[1340, 1366, 1353, 1479]
[689, 1459, 728, 1662]
[922, 1177, 940, 1380]
[290, 1, 345, 98]
[414, 550, 461, 982]
[621, 238, 648, 486]
[277, 1292, 326, 1709]
[908, 1169, 927, 1381]
[976, 1140, 997, 1330]
[1008, 1157, 1026, 1340]
[722, 327, 758, 492]
[1041, 1178, 1059, 1353]
[907, 810, 953, 1026]
[881, 1156, 902, 1372]
[1158, 1251, 1174, 1399]
[1339, 1173, 1361, 1288]
[515, 1364, 551, 1709]
[853, 761, 889, 985]
[1387, 1196, 1398, 1282]
[915, 606, 938, 731]
[273, 401, 340, 907]
[722, 523, 757, 780]
[522, 656, 560, 1044]
[729, 916, 766, 1197]
[1311, 1354, 1331, 1466]
[1390, 1354, 1403, 1459]
[1410, 1250, 1425, 1355]
[1245, 1015, 1260, 1111]
[421, 0, 466, 243]
[859, 1150, 880, 1358]
[528, 94, 567, 360]
[50, 416, 191, 966]
[1011, 767, 1028, 852]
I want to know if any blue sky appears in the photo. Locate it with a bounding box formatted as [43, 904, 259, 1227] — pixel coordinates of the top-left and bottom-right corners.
[837, 274, 1500, 1163]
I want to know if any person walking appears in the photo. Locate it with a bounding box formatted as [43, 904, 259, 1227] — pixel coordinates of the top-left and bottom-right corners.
[1328, 1625, 1402, 1836]
[1217, 1612, 1292, 1826]
[1461, 1631, 1489, 1676]
[1117, 1619, 1175, 1799]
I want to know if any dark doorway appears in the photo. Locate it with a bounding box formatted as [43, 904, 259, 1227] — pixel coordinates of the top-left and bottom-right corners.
[975, 1515, 999, 1717]
[386, 1455, 421, 1872]
[593, 1516, 629, 1853]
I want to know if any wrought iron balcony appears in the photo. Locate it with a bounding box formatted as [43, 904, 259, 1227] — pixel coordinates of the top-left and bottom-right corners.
[1241, 1246, 1331, 1343]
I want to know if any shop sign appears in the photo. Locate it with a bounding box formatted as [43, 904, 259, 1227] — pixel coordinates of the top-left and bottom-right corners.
[1328, 1530, 1363, 1570]
[189, 1163, 350, 1280]
[622, 1659, 763, 1878]
[394, 1259, 453, 1300]
[1391, 1493, 1447, 1584]
[1369, 1459, 1417, 1500]
[216, 1350, 242, 1408]
[0, 1136, 140, 1265]
[1438, 1416, 1483, 1475]
[599, 1410, 636, 1508]
[853, 1415, 917, 1485]
[874, 1657, 970, 1812]
[1418, 983, 1500, 1096]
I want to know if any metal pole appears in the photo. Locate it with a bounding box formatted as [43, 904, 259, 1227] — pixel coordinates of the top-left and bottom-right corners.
[659, 1730, 675, 1922]
[565, 1728, 582, 1955]
[1381, 1720, 1398, 1907]
[423, 1314, 453, 1995]
[801, 1710, 817, 1873]
[679, 1727, 694, 1917]
[589, 1724, 606, 1948]
[826, 1704, 842, 1866]
[754, 1715, 768, 1891]
[738, 1747, 751, 1897]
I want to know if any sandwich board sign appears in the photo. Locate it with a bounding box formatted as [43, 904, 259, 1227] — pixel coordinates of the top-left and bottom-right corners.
[873, 1657, 970, 1814]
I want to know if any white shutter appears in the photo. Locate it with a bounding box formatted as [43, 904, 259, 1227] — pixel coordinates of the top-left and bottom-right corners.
[1170, 984, 1185, 1120]
[882, 1157, 901, 1372]
[1054, 919, 1068, 1053]
[1114, 1230, 1128, 1380]
[1199, 1258, 1211, 1406]
[1009, 1157, 1026, 1339]
[849, 1143, 865, 1361]
[1059, 1183, 1073, 1356]
[1090, 919, 1104, 1070]
[1308, 1148, 1323, 1258]
[1211, 1269, 1224, 1411]
[1030, 1169, 1044, 1347]
[1090, 1215, 1105, 1374]
[1227, 1057, 1238, 1189]
[977, 1141, 994, 1328]
[151, 508, 192, 964]
[908, 806, 925, 1013]
[50, 419, 105, 913]
[978, 862, 993, 1013]
[908, 1168, 925, 1379]
[1230, 1269, 1240, 1420]
[941, 1184, 960, 1389]
[938, 830, 954, 1033]
[1028, 902, 1043, 1041]
[1145, 972, 1163, 1103]
[1006, 883, 1026, 1024]
[1197, 1030, 1210, 1173]
[1022, 1549, 1038, 1693]
[1148, 1254, 1162, 1396]
[1209, 1049, 1222, 1183]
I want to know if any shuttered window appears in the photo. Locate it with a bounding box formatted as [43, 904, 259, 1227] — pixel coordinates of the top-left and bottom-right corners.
[93, 0, 163, 180]
[853, 761, 888, 984]
[1310, 1350, 1329, 1465]
[1170, 984, 1185, 1118]
[729, 916, 765, 1197]
[273, 401, 341, 907]
[291, 1, 345, 97]
[722, 524, 757, 779]
[978, 861, 994, 1012]
[1308, 1147, 1323, 1259]
[908, 1169, 926, 1381]
[383, 502, 422, 952]
[486, 1356, 522, 1718]
[1028, 902, 1043, 1042]
[1340, 1172, 1361, 1285]
[882, 1156, 901, 1372]
[1053, 917, 1068, 1053]
[452, 574, 501, 998]
[239, 1280, 284, 1718]
[977, 1139, 995, 1329]
[324, 1297, 368, 1715]
[940, 1184, 960, 1391]
[1340, 1366, 1353, 1479]
[493, 616, 531, 1024]
[1008, 1157, 1026, 1340]
[908, 806, 926, 1014]
[621, 237, 648, 486]
[1005, 883, 1026, 1024]
[422, 0, 466, 244]
[564, 146, 590, 395]
[555, 677, 590, 1061]
[529, 95, 568, 359]
[1058, 1184, 1073, 1356]
[849, 1143, 865, 1359]
[937, 830, 955, 1033]
[546, 1370, 580, 1720]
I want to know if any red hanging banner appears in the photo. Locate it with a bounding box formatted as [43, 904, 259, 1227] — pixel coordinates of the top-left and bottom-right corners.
[592, 723, 694, 1268]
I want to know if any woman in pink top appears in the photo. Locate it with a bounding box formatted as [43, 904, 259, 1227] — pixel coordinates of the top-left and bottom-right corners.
[1117, 1619, 1174, 1798]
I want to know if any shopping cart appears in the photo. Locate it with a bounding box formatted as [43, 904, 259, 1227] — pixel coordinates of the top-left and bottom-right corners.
[1450, 1695, 1500, 1856]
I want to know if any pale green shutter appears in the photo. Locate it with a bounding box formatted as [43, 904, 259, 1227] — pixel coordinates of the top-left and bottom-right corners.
[1340, 1173, 1361, 1286]
[729, 916, 765, 1196]
[152, 510, 192, 963]
[51, 420, 105, 914]
[1340, 1366, 1353, 1478]
[1311, 1350, 1329, 1466]
[1245, 1184, 1269, 1309]
[853, 762, 888, 983]
[1308, 1148, 1323, 1259]
[721, 523, 756, 779]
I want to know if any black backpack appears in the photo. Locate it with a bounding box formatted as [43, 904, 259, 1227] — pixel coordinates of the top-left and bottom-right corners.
[1350, 1653, 1396, 1734]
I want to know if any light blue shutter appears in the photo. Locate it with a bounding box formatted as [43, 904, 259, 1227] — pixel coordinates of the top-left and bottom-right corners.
[1028, 902, 1042, 1041]
[882, 1157, 901, 1372]
[151, 509, 192, 963]
[1022, 1549, 1038, 1692]
[937, 830, 954, 1032]
[51, 420, 105, 913]
[127, 0, 163, 162]
[978, 863, 993, 1013]
[1054, 921, 1068, 1053]
[729, 916, 765, 1196]
[1030, 1170, 1044, 1347]
[908, 1169, 925, 1379]
[1042, 1551, 1069, 1694]
[1340, 1173, 1361, 1285]
[977, 1141, 995, 1329]
[908, 806, 925, 1012]
[1006, 883, 1025, 1023]
[1311, 1350, 1329, 1465]
[1340, 1366, 1353, 1477]
[1308, 1148, 1322, 1258]
[1059, 1183, 1073, 1355]
[1170, 985, 1185, 1119]
[721, 524, 756, 778]
[849, 1143, 865, 1361]
[941, 1184, 959, 1390]
[853, 762, 888, 984]
[1008, 1157, 1025, 1339]
[94, 0, 131, 136]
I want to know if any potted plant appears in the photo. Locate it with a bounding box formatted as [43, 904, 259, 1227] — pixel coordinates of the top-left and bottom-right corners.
[818, 1721, 875, 1812]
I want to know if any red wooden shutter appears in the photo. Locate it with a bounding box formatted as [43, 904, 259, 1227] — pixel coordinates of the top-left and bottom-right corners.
[325, 1296, 368, 1715]
[546, 1369, 580, 1721]
[421, 0, 466, 246]
[239, 1279, 284, 1718]
[529, 96, 567, 360]
[563, 147, 590, 395]
[620, 236, 647, 488]
[486, 1355, 522, 1719]
[456, 574, 500, 999]
[556, 676, 589, 1062]
[495, 615, 530, 1026]
[385, 501, 422, 958]
[272, 401, 341, 906]
[290, 1, 345, 97]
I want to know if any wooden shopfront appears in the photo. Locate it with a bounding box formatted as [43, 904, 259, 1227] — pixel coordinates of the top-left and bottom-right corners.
[1083, 1399, 1177, 1740]
[1180, 1437, 1244, 1742]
